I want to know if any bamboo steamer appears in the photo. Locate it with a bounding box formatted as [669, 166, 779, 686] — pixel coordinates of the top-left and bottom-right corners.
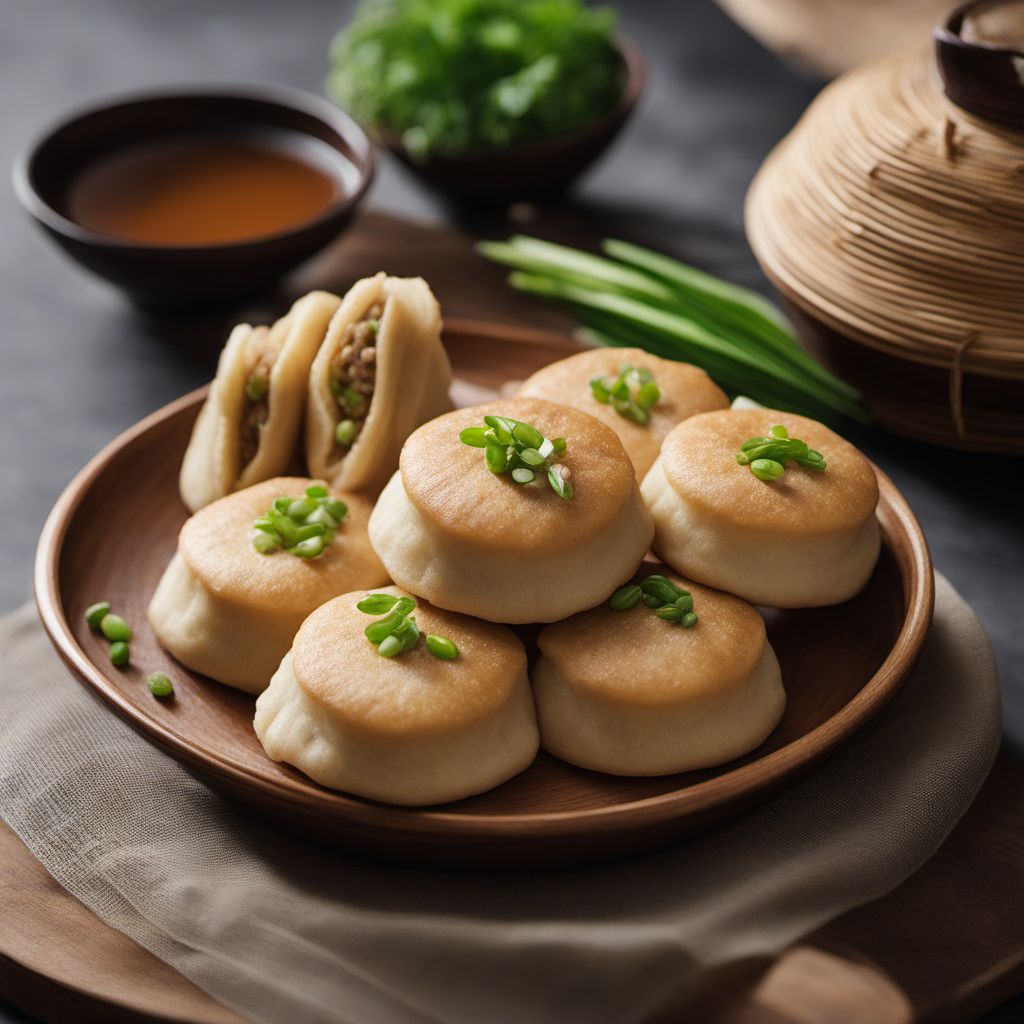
[746, 38, 1024, 452]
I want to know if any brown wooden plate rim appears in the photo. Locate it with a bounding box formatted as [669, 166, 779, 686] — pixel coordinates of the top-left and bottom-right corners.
[34, 319, 934, 839]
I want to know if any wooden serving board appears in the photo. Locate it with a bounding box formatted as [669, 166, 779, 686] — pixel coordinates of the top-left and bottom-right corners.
[5, 211, 1023, 1021]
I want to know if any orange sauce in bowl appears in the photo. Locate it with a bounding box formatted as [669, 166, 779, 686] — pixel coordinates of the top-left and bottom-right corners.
[66, 133, 350, 246]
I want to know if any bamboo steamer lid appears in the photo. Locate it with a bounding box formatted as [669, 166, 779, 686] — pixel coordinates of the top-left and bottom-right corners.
[746, 42, 1024, 452]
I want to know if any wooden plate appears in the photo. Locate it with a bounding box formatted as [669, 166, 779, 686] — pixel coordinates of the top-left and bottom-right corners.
[34, 319, 934, 869]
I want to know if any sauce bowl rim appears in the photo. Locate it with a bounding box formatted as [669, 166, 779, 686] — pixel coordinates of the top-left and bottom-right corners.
[12, 82, 377, 254]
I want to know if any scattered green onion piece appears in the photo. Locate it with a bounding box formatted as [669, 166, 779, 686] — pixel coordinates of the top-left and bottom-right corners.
[590, 377, 611, 403]
[518, 448, 545, 467]
[751, 459, 785, 482]
[771, 424, 789, 439]
[357, 593, 398, 614]
[551, 437, 567, 454]
[288, 497, 317, 519]
[100, 614, 132, 643]
[395, 616, 421, 652]
[292, 523, 327, 542]
[609, 584, 642, 611]
[378, 635, 404, 658]
[425, 635, 459, 660]
[674, 593, 694, 613]
[292, 535, 325, 559]
[306, 484, 328, 499]
[655, 605, 685, 621]
[85, 602, 111, 630]
[324, 498, 348, 521]
[641, 593, 664, 608]
[636, 380, 660, 410]
[640, 578, 680, 605]
[335, 419, 357, 447]
[366, 610, 405, 644]
[305, 506, 339, 530]
[393, 596, 417, 617]
[252, 532, 280, 554]
[681, 612, 699, 627]
[511, 467, 535, 484]
[485, 444, 509, 474]
[459, 427, 488, 448]
[147, 672, 174, 698]
[109, 641, 130, 666]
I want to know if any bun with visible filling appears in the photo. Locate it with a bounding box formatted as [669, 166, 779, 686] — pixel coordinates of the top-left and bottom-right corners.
[306, 273, 452, 495]
[180, 291, 341, 512]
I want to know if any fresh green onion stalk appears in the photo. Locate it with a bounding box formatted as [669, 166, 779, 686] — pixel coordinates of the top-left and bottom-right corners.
[251, 485, 348, 559]
[477, 236, 869, 426]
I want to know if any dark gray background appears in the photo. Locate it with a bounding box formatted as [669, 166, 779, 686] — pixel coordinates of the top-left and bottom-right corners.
[1, 1, 1021, 1021]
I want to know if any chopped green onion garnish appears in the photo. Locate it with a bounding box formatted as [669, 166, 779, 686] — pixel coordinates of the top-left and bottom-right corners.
[425, 634, 459, 660]
[85, 602, 111, 630]
[378, 634, 404, 658]
[609, 585, 642, 611]
[251, 484, 348, 558]
[737, 425, 826, 482]
[610, 576, 698, 628]
[147, 672, 174, 698]
[109, 641, 130, 666]
[590, 364, 660, 425]
[357, 593, 398, 614]
[358, 593, 459, 660]
[460, 414, 573, 500]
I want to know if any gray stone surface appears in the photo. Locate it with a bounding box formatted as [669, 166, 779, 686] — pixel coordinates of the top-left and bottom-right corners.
[1, 1, 1020, 1021]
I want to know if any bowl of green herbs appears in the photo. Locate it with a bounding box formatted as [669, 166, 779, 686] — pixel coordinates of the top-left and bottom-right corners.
[327, 0, 645, 204]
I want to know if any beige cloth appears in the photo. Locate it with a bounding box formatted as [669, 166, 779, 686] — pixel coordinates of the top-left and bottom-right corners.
[0, 574, 1001, 1024]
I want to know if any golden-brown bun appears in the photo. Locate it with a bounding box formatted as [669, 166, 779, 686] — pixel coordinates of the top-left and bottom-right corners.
[306, 273, 453, 495]
[642, 409, 880, 607]
[517, 348, 728, 479]
[533, 569, 785, 775]
[179, 291, 341, 512]
[368, 398, 654, 623]
[148, 477, 388, 693]
[254, 588, 538, 805]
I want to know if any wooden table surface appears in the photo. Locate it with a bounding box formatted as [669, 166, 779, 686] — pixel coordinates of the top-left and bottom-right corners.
[2, 0, 1023, 1021]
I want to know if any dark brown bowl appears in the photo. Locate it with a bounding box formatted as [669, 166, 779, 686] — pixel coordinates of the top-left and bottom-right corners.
[12, 86, 375, 309]
[376, 35, 646, 206]
[935, 0, 1024, 131]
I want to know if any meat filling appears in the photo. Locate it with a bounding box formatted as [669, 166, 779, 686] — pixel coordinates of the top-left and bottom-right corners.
[240, 327, 282, 468]
[329, 302, 382, 456]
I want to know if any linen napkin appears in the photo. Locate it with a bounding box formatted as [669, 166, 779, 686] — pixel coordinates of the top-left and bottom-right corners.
[0, 573, 1000, 1024]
